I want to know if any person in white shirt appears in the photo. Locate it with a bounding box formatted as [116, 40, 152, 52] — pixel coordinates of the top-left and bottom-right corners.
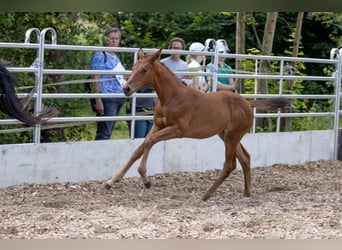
[186, 42, 209, 92]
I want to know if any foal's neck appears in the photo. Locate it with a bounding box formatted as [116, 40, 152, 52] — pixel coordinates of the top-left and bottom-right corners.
[152, 62, 184, 103]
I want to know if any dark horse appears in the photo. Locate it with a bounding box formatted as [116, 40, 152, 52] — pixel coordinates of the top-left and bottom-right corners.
[103, 49, 290, 201]
[0, 62, 58, 126]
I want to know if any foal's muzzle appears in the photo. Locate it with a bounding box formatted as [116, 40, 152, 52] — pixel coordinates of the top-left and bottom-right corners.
[123, 86, 131, 96]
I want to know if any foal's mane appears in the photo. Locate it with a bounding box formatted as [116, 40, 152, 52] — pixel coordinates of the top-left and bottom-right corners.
[156, 57, 186, 87]
[136, 48, 186, 89]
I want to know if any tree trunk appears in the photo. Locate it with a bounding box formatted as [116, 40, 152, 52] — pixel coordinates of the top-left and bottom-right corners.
[288, 12, 304, 91]
[235, 12, 246, 93]
[281, 12, 304, 132]
[256, 12, 278, 130]
[257, 12, 278, 94]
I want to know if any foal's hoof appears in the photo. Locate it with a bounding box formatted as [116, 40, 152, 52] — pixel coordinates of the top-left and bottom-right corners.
[244, 191, 251, 197]
[201, 192, 211, 201]
[101, 183, 112, 190]
[144, 181, 151, 189]
[202, 195, 210, 201]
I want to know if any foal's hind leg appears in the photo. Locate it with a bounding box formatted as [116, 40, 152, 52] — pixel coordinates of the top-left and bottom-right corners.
[213, 133, 251, 198]
[202, 132, 239, 201]
[236, 143, 251, 197]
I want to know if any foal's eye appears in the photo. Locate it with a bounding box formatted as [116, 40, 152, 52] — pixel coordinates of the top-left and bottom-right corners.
[142, 67, 148, 73]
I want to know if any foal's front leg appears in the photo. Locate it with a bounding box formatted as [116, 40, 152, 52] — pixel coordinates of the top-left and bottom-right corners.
[103, 125, 161, 189]
[102, 142, 146, 189]
[134, 125, 183, 188]
[104, 124, 182, 190]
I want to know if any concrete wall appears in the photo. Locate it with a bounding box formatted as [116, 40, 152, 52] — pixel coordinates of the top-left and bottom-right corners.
[0, 130, 334, 188]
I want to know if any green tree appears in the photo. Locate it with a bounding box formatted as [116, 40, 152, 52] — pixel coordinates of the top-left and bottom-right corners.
[1, 12, 341, 143]
[0, 12, 92, 143]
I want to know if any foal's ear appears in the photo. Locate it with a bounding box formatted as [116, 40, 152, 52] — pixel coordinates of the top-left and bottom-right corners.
[152, 48, 162, 61]
[138, 48, 145, 59]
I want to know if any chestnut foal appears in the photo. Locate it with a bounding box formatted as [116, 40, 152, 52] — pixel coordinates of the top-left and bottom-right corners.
[103, 48, 290, 201]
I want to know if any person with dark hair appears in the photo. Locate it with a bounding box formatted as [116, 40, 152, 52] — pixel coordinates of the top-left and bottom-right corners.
[90, 27, 126, 140]
[160, 37, 192, 86]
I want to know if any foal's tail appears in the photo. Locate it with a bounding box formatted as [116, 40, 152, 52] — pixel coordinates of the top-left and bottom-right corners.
[249, 97, 291, 112]
[0, 63, 59, 126]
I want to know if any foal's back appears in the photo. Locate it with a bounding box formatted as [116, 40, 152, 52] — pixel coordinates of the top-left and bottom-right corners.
[177, 90, 253, 139]
[206, 90, 253, 129]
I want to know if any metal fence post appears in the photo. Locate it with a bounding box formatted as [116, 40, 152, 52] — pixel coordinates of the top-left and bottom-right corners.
[33, 27, 57, 144]
[331, 48, 342, 159]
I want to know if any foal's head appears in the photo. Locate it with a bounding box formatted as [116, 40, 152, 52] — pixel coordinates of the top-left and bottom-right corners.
[123, 48, 162, 96]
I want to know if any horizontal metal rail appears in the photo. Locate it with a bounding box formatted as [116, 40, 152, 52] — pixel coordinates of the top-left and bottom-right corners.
[1, 28, 341, 154]
[0, 111, 336, 126]
[9, 93, 336, 100]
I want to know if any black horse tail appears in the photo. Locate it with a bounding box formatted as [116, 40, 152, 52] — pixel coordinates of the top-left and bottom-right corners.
[250, 97, 292, 112]
[0, 63, 59, 126]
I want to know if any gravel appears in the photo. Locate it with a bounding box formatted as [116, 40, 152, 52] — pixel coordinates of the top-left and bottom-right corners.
[0, 159, 341, 239]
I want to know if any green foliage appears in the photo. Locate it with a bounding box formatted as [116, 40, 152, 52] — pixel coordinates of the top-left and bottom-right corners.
[1, 12, 341, 143]
[291, 100, 335, 131]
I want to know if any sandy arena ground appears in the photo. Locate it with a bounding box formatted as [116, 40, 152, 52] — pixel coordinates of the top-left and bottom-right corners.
[0, 159, 341, 239]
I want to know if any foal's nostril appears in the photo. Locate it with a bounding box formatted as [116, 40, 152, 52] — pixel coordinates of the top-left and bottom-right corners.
[123, 87, 130, 96]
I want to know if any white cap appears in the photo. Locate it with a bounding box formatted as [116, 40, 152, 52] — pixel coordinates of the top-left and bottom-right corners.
[216, 40, 230, 53]
[216, 42, 226, 52]
[189, 42, 205, 52]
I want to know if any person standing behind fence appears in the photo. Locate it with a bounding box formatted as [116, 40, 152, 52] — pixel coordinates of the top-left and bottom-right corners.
[160, 37, 192, 86]
[126, 83, 157, 138]
[90, 27, 126, 140]
[186, 42, 209, 92]
[205, 41, 236, 92]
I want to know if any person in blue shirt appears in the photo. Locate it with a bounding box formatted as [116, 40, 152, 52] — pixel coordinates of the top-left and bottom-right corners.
[90, 27, 126, 140]
[206, 41, 236, 92]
